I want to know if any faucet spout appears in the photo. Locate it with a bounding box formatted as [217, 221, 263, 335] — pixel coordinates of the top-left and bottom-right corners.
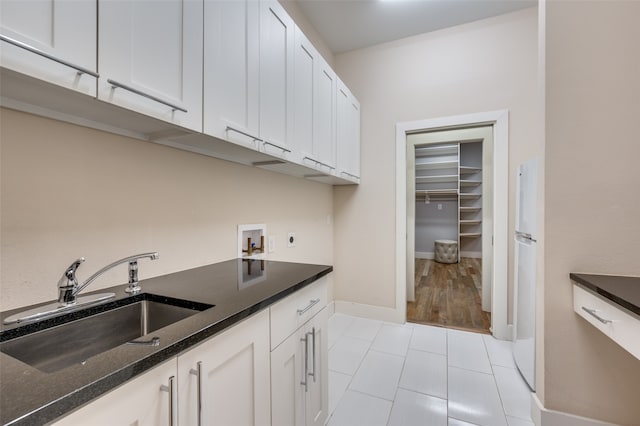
[57, 252, 159, 306]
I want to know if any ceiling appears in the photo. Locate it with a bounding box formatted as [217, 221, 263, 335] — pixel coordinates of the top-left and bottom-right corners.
[295, 0, 537, 54]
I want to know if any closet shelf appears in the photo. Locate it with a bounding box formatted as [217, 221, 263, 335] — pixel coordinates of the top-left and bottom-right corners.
[460, 220, 482, 225]
[460, 207, 481, 212]
[460, 180, 482, 187]
[415, 160, 458, 170]
[415, 145, 457, 157]
[460, 193, 482, 200]
[416, 175, 458, 184]
[459, 166, 482, 174]
[460, 232, 482, 238]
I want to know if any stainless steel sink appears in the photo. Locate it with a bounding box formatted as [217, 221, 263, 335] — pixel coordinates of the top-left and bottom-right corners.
[0, 298, 211, 373]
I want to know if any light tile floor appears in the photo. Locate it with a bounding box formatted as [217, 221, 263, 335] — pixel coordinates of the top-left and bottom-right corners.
[327, 313, 535, 426]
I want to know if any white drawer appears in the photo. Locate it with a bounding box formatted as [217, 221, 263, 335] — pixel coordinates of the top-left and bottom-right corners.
[270, 276, 328, 350]
[573, 284, 640, 360]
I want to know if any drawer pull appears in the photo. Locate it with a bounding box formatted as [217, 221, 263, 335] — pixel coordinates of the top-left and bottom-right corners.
[160, 375, 176, 426]
[226, 126, 262, 142]
[263, 140, 291, 153]
[582, 307, 613, 324]
[297, 298, 321, 316]
[189, 362, 203, 426]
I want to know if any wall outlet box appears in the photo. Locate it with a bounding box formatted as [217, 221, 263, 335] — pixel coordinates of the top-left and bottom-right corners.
[287, 232, 295, 248]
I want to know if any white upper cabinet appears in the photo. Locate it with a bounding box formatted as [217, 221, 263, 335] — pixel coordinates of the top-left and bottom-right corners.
[259, 0, 295, 159]
[292, 25, 318, 164]
[0, 0, 97, 96]
[336, 78, 361, 181]
[315, 57, 337, 171]
[203, 0, 260, 149]
[98, 0, 203, 132]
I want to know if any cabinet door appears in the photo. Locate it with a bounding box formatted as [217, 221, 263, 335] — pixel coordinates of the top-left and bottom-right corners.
[178, 309, 271, 426]
[292, 25, 317, 164]
[259, 0, 294, 158]
[0, 0, 97, 96]
[271, 323, 306, 426]
[315, 58, 337, 172]
[305, 307, 329, 426]
[52, 359, 177, 426]
[98, 0, 203, 131]
[203, 0, 260, 149]
[336, 79, 361, 181]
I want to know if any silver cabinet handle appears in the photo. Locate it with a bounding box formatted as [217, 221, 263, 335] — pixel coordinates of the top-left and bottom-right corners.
[0, 34, 99, 78]
[581, 307, 613, 324]
[160, 376, 176, 426]
[107, 79, 187, 113]
[297, 298, 321, 316]
[307, 327, 316, 383]
[263, 140, 292, 153]
[515, 231, 537, 243]
[304, 156, 335, 170]
[300, 333, 309, 392]
[126, 336, 160, 346]
[340, 171, 360, 179]
[189, 362, 203, 426]
[226, 126, 262, 142]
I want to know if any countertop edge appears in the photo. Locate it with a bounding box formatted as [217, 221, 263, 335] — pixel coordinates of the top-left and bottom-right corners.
[570, 273, 640, 317]
[4, 264, 333, 426]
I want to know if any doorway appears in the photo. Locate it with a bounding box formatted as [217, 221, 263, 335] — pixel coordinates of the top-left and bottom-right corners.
[394, 110, 510, 340]
[406, 127, 493, 333]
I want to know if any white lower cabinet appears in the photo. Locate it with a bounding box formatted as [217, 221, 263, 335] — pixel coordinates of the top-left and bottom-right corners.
[52, 359, 178, 426]
[177, 309, 271, 426]
[271, 307, 329, 426]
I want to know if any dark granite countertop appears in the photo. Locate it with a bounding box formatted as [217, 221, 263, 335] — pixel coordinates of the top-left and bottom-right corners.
[570, 273, 640, 317]
[0, 259, 332, 426]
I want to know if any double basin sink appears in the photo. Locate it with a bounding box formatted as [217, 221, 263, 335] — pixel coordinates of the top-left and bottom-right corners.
[0, 295, 213, 373]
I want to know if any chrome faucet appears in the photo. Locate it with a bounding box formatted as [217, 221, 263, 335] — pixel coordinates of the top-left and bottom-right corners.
[58, 252, 159, 306]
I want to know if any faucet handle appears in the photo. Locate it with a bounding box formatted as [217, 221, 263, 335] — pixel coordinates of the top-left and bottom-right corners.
[58, 257, 85, 289]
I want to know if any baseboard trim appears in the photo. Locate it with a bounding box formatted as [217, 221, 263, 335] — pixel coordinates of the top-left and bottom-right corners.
[334, 300, 404, 324]
[415, 251, 434, 259]
[531, 394, 618, 426]
[327, 301, 336, 316]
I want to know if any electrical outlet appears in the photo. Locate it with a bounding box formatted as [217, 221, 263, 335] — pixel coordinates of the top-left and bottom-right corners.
[268, 236, 275, 253]
[437, 203, 443, 210]
[287, 232, 296, 248]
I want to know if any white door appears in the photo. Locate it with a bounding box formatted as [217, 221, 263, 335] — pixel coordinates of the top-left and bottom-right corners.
[178, 310, 271, 426]
[315, 58, 337, 172]
[98, 0, 203, 131]
[293, 25, 318, 164]
[0, 0, 97, 95]
[336, 78, 360, 180]
[203, 0, 260, 148]
[52, 359, 177, 426]
[259, 0, 294, 158]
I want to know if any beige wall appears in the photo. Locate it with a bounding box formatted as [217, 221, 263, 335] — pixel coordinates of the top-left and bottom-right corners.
[0, 108, 334, 311]
[543, 1, 640, 423]
[332, 8, 538, 316]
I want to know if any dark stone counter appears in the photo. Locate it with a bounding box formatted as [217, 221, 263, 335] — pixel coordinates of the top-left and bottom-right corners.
[0, 259, 332, 425]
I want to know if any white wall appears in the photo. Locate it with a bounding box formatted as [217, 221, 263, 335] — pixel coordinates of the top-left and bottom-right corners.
[0, 108, 334, 311]
[541, 1, 640, 423]
[332, 8, 539, 316]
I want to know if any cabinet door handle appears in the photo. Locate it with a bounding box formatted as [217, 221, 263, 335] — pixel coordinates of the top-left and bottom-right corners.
[160, 375, 176, 426]
[300, 333, 309, 392]
[226, 126, 262, 142]
[0, 34, 100, 78]
[189, 362, 203, 426]
[297, 298, 321, 316]
[107, 79, 187, 113]
[581, 307, 613, 324]
[304, 156, 335, 170]
[307, 327, 317, 383]
[340, 171, 360, 180]
[263, 140, 292, 154]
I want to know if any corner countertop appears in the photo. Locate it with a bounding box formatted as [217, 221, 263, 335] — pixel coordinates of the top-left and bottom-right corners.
[570, 273, 640, 317]
[0, 259, 332, 426]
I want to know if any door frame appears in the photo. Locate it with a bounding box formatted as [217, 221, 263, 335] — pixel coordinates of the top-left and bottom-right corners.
[395, 110, 510, 340]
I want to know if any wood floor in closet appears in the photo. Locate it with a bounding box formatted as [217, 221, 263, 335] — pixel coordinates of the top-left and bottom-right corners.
[408, 257, 491, 334]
